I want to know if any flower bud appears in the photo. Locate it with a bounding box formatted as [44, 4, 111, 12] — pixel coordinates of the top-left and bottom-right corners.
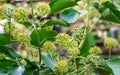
[0, 52, 6, 60]
[104, 37, 117, 49]
[55, 59, 69, 73]
[89, 46, 102, 55]
[35, 2, 50, 16]
[13, 7, 29, 22]
[42, 41, 56, 53]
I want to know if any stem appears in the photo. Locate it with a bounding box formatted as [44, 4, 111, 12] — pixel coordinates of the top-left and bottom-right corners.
[8, 10, 12, 47]
[30, 0, 42, 63]
[74, 57, 77, 70]
[109, 48, 112, 59]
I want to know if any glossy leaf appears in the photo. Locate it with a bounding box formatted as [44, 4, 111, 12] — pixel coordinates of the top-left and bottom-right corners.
[50, 0, 78, 14]
[80, 32, 95, 57]
[43, 20, 69, 27]
[60, 8, 88, 23]
[19, 21, 32, 26]
[0, 34, 10, 45]
[30, 29, 57, 46]
[0, 46, 22, 58]
[107, 58, 120, 75]
[8, 65, 25, 75]
[42, 54, 55, 71]
[94, 1, 120, 23]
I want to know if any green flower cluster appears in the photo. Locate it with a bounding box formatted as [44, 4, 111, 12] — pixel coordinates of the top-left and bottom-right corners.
[104, 37, 118, 49]
[89, 46, 102, 55]
[3, 22, 15, 33]
[35, 2, 50, 16]
[25, 45, 39, 61]
[67, 40, 79, 55]
[13, 7, 29, 22]
[87, 54, 102, 67]
[42, 41, 56, 53]
[55, 59, 69, 73]
[71, 27, 86, 43]
[55, 33, 80, 55]
[55, 33, 71, 48]
[12, 29, 30, 45]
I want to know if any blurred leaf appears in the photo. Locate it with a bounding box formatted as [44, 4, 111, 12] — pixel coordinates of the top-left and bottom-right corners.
[0, 46, 22, 58]
[60, 8, 88, 23]
[0, 70, 7, 75]
[43, 20, 69, 27]
[19, 21, 32, 26]
[93, 1, 120, 23]
[0, 59, 16, 73]
[107, 58, 120, 75]
[49, 0, 58, 7]
[30, 29, 57, 46]
[8, 65, 25, 75]
[42, 54, 55, 71]
[98, 59, 113, 75]
[50, 0, 78, 14]
[80, 32, 95, 57]
[0, 34, 10, 45]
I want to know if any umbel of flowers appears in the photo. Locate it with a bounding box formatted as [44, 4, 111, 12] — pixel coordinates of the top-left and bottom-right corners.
[13, 7, 29, 22]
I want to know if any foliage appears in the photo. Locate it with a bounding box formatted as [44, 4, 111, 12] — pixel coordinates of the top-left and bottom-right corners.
[0, 0, 120, 75]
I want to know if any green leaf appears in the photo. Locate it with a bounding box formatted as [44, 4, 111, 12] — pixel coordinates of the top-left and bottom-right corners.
[93, 1, 120, 23]
[42, 54, 55, 71]
[50, 0, 78, 14]
[107, 58, 120, 75]
[8, 65, 25, 75]
[30, 29, 57, 46]
[0, 46, 22, 58]
[19, 21, 32, 26]
[0, 34, 10, 45]
[0, 59, 16, 73]
[98, 59, 113, 74]
[43, 20, 69, 27]
[60, 8, 88, 23]
[0, 70, 7, 75]
[80, 32, 95, 57]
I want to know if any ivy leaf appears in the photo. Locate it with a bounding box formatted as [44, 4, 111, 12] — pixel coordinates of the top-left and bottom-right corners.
[30, 29, 57, 46]
[60, 8, 88, 23]
[19, 21, 32, 27]
[80, 32, 95, 57]
[0, 46, 22, 58]
[93, 1, 120, 23]
[42, 20, 69, 27]
[50, 0, 78, 14]
[107, 58, 120, 75]
[42, 54, 55, 71]
[8, 65, 25, 75]
[0, 34, 10, 45]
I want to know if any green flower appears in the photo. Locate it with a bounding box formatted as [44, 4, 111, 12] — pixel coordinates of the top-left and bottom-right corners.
[55, 33, 71, 48]
[35, 2, 50, 16]
[12, 29, 30, 45]
[67, 48, 79, 55]
[89, 46, 102, 55]
[104, 37, 118, 49]
[42, 41, 56, 53]
[13, 7, 29, 22]
[3, 22, 15, 33]
[55, 59, 69, 73]
[87, 54, 102, 67]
